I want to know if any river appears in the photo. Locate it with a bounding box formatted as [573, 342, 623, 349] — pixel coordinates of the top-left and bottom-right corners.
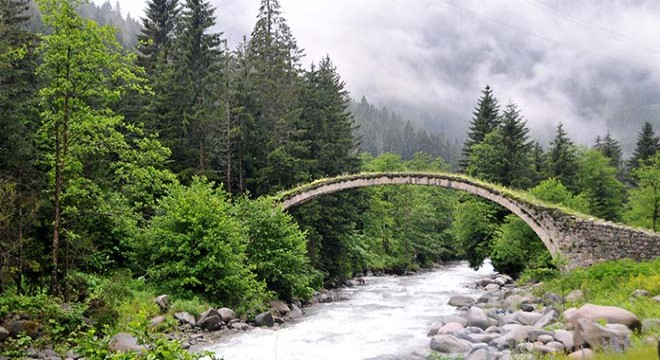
[205, 261, 494, 360]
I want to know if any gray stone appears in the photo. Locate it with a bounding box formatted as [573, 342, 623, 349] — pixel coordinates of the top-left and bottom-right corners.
[6, 320, 41, 339]
[173, 312, 196, 327]
[254, 311, 274, 327]
[285, 304, 303, 321]
[642, 318, 660, 334]
[533, 308, 558, 328]
[545, 341, 565, 351]
[197, 314, 224, 331]
[553, 329, 575, 351]
[567, 348, 594, 359]
[269, 300, 291, 315]
[109, 332, 146, 354]
[466, 347, 497, 360]
[441, 315, 468, 326]
[448, 295, 476, 307]
[485, 284, 500, 292]
[515, 311, 542, 326]
[217, 307, 237, 322]
[574, 318, 631, 350]
[632, 289, 649, 297]
[437, 322, 465, 335]
[154, 294, 170, 312]
[565, 290, 584, 302]
[527, 329, 552, 342]
[0, 326, 8, 341]
[466, 307, 489, 329]
[653, 295, 660, 303]
[230, 322, 251, 331]
[537, 334, 553, 343]
[489, 334, 515, 350]
[520, 303, 535, 312]
[427, 322, 443, 337]
[566, 303, 641, 330]
[66, 350, 82, 359]
[430, 334, 472, 353]
[470, 333, 501, 344]
[149, 315, 166, 328]
[509, 325, 535, 343]
[544, 292, 562, 304]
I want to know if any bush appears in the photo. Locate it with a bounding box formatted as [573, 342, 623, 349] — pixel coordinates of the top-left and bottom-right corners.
[234, 197, 318, 301]
[142, 178, 269, 314]
[490, 215, 553, 278]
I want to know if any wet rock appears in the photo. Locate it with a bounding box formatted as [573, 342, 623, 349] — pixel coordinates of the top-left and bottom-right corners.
[485, 284, 500, 292]
[466, 307, 489, 329]
[174, 312, 196, 327]
[197, 315, 224, 331]
[567, 348, 594, 359]
[427, 322, 443, 337]
[285, 304, 303, 321]
[109, 332, 146, 354]
[441, 314, 468, 326]
[230, 322, 251, 331]
[217, 307, 237, 322]
[565, 290, 584, 302]
[269, 300, 291, 315]
[317, 293, 333, 303]
[448, 295, 475, 307]
[154, 294, 170, 312]
[254, 311, 274, 327]
[430, 334, 472, 353]
[437, 322, 465, 335]
[566, 304, 641, 330]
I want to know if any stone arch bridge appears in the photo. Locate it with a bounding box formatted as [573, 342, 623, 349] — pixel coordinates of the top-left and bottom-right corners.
[276, 172, 660, 269]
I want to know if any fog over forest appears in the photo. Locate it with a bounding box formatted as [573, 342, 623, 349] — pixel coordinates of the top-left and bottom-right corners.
[99, 0, 660, 152]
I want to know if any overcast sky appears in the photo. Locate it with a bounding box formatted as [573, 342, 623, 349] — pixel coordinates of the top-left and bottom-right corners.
[93, 0, 660, 149]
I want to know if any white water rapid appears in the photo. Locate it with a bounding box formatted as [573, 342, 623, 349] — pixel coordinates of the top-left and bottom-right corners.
[205, 261, 494, 360]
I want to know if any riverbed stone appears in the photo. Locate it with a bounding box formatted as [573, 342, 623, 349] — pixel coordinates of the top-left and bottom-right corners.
[527, 329, 552, 342]
[217, 307, 237, 322]
[567, 304, 641, 330]
[533, 308, 558, 328]
[537, 334, 553, 343]
[510, 325, 535, 343]
[574, 318, 631, 350]
[448, 295, 475, 307]
[437, 322, 465, 335]
[515, 311, 542, 326]
[567, 348, 594, 359]
[489, 334, 515, 350]
[254, 311, 274, 327]
[485, 284, 500, 292]
[430, 334, 472, 353]
[149, 315, 166, 328]
[109, 332, 146, 354]
[466, 346, 496, 360]
[546, 341, 565, 352]
[154, 294, 170, 312]
[0, 326, 8, 341]
[441, 314, 468, 326]
[285, 304, 303, 321]
[174, 312, 196, 327]
[632, 289, 649, 297]
[470, 333, 500, 344]
[466, 307, 489, 329]
[197, 314, 224, 331]
[553, 329, 575, 350]
[269, 300, 291, 315]
[230, 322, 251, 331]
[653, 295, 660, 303]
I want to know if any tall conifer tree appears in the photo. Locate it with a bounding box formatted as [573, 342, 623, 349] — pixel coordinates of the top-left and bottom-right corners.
[460, 85, 500, 170]
[547, 123, 579, 192]
[629, 122, 659, 171]
[136, 0, 179, 75]
[499, 103, 532, 188]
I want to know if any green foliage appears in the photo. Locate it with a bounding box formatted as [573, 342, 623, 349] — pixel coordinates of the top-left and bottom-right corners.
[450, 196, 498, 269]
[625, 152, 660, 231]
[528, 178, 590, 213]
[142, 178, 269, 314]
[490, 215, 553, 277]
[576, 149, 625, 221]
[539, 258, 660, 320]
[234, 196, 318, 301]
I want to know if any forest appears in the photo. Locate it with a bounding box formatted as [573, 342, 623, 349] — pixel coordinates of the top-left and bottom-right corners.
[1, 0, 659, 357]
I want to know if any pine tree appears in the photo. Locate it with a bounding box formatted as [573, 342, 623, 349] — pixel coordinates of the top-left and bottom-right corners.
[136, 0, 179, 75]
[547, 123, 579, 192]
[460, 85, 500, 170]
[246, 0, 306, 194]
[594, 132, 623, 171]
[499, 103, 532, 188]
[629, 122, 659, 172]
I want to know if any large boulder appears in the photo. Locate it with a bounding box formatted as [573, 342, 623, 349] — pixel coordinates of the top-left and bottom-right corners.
[217, 307, 237, 322]
[285, 304, 303, 321]
[6, 320, 41, 339]
[441, 315, 468, 326]
[173, 312, 196, 327]
[448, 295, 475, 307]
[574, 318, 631, 350]
[553, 329, 575, 351]
[466, 307, 489, 329]
[269, 300, 291, 315]
[197, 308, 224, 330]
[566, 304, 641, 330]
[154, 295, 170, 312]
[430, 334, 472, 353]
[109, 333, 146, 354]
[254, 311, 274, 327]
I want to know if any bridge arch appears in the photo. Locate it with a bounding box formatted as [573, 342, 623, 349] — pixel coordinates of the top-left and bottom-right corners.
[277, 172, 660, 269]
